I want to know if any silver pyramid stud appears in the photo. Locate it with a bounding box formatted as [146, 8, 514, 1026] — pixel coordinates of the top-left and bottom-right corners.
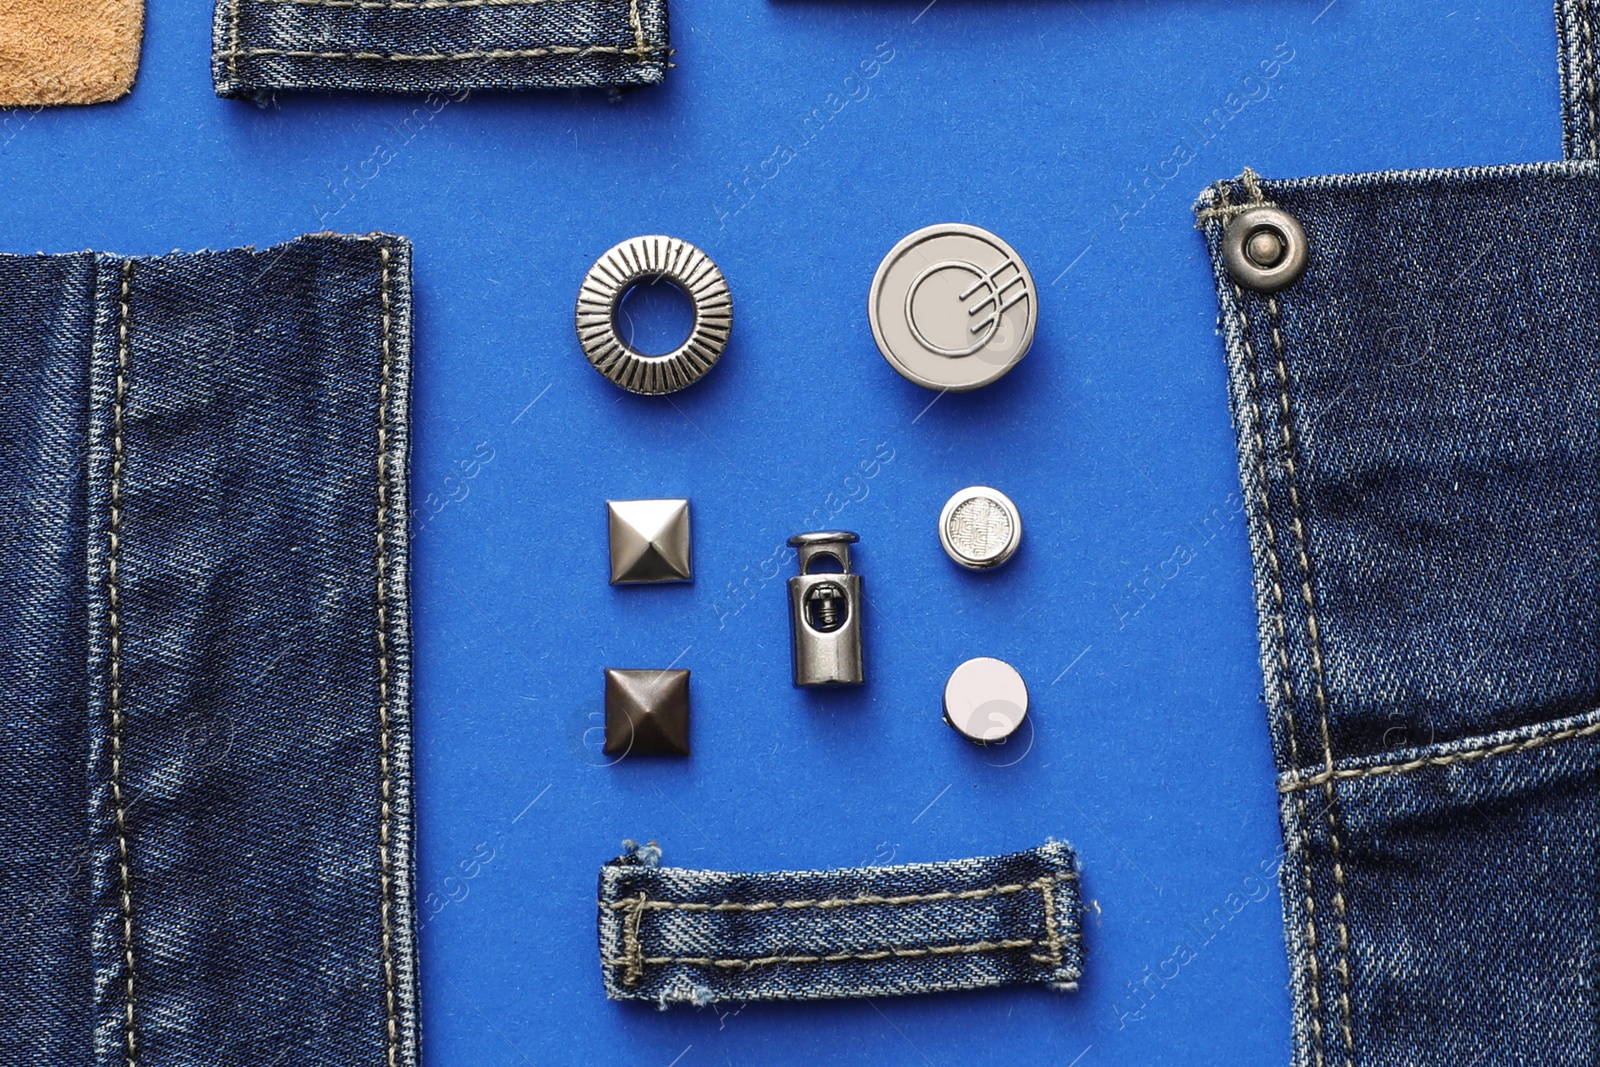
[607, 499, 692, 584]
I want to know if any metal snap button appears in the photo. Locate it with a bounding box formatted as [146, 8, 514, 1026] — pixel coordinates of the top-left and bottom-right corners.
[1221, 206, 1308, 293]
[576, 235, 732, 395]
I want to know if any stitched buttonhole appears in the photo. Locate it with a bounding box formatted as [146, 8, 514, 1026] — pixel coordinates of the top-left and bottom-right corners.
[615, 275, 696, 357]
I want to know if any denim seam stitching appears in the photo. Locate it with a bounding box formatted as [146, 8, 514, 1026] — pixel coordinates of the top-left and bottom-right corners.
[228, 0, 243, 82]
[620, 892, 646, 985]
[261, 0, 577, 7]
[1194, 167, 1278, 225]
[1230, 276, 1328, 1067]
[600, 873, 1079, 913]
[1265, 294, 1354, 1067]
[604, 938, 1051, 971]
[627, 0, 645, 60]
[223, 45, 664, 61]
[1580, 1, 1600, 157]
[231, 0, 658, 67]
[109, 258, 140, 1067]
[375, 242, 400, 1067]
[1035, 878, 1065, 965]
[1281, 716, 1600, 791]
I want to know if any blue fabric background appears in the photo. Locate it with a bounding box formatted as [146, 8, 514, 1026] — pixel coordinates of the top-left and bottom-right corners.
[0, 1, 1555, 1063]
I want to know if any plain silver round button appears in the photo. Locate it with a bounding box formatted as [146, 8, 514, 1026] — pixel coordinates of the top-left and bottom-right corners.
[943, 657, 1029, 744]
[939, 486, 1021, 570]
[869, 224, 1037, 391]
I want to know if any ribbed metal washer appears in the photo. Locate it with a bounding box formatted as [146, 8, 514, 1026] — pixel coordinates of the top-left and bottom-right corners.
[576, 235, 732, 395]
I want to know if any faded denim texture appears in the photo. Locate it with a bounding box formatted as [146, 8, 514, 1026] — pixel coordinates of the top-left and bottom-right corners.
[1194, 6, 1600, 1051]
[0, 234, 418, 1067]
[597, 839, 1082, 1006]
[212, 0, 669, 97]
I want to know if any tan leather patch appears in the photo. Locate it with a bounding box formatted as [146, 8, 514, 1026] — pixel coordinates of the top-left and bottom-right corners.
[0, 0, 144, 106]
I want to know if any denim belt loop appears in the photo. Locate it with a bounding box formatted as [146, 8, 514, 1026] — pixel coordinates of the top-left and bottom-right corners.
[597, 839, 1084, 1007]
[212, 0, 670, 97]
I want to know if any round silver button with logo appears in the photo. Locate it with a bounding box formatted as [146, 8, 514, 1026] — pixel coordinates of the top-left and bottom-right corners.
[869, 223, 1037, 391]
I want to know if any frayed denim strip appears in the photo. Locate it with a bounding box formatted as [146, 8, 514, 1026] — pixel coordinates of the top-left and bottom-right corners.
[212, 0, 669, 96]
[597, 840, 1083, 1007]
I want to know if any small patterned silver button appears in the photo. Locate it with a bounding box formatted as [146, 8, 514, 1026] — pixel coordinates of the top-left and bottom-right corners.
[944, 657, 1029, 744]
[938, 486, 1021, 571]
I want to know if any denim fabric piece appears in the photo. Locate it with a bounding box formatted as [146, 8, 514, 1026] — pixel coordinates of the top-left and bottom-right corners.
[1195, 164, 1600, 1067]
[212, 0, 669, 97]
[598, 840, 1082, 1007]
[0, 234, 418, 1067]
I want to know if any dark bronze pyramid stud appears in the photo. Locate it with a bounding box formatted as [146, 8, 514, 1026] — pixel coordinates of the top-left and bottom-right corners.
[604, 668, 691, 757]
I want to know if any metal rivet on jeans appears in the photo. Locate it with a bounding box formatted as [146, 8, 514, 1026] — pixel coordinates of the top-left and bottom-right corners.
[943, 657, 1028, 744]
[1221, 205, 1308, 293]
[576, 235, 732, 395]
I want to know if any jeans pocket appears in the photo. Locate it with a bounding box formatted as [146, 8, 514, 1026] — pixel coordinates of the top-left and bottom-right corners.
[1195, 162, 1600, 1066]
[1282, 711, 1600, 1067]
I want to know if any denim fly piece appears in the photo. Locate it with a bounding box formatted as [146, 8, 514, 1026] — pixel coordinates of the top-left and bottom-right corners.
[597, 840, 1083, 1006]
[1191, 10, 1600, 1062]
[212, 0, 668, 97]
[0, 235, 418, 1067]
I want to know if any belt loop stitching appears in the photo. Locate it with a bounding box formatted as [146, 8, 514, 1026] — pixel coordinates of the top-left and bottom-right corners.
[262, 0, 582, 7]
[599, 873, 1077, 913]
[609, 873, 1074, 981]
[1030, 877, 1065, 966]
[223, 45, 662, 61]
[627, 0, 646, 59]
[621, 893, 647, 986]
[607, 939, 1049, 971]
[109, 259, 139, 1067]
[229, 0, 243, 82]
